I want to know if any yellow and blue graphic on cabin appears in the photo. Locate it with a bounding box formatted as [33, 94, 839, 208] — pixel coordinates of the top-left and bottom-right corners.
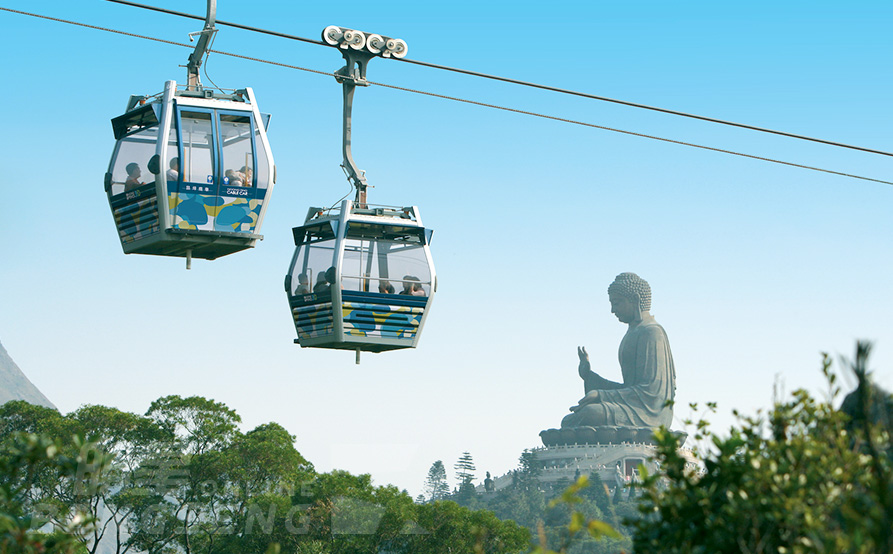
[292, 301, 335, 340]
[290, 291, 426, 344]
[342, 302, 423, 339]
[168, 188, 265, 233]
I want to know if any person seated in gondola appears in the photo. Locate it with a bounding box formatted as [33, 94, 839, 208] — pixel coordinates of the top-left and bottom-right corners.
[378, 280, 396, 294]
[239, 165, 253, 187]
[399, 276, 414, 295]
[124, 163, 142, 191]
[294, 273, 310, 295]
[166, 157, 179, 181]
[313, 272, 329, 293]
[399, 276, 426, 296]
[324, 266, 340, 289]
[225, 169, 243, 186]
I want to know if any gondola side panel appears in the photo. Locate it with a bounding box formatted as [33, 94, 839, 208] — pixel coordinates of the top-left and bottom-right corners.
[106, 103, 165, 252]
[341, 291, 426, 342]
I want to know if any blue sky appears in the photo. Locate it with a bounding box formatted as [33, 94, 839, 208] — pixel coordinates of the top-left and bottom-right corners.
[1, 0, 891, 496]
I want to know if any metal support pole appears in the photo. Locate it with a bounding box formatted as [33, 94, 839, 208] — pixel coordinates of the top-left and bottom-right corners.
[334, 49, 373, 208]
[186, 0, 217, 91]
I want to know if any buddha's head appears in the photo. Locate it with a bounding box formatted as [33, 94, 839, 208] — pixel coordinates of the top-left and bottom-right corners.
[607, 273, 651, 323]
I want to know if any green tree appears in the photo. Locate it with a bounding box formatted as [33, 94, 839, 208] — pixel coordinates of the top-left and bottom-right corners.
[633, 343, 893, 554]
[515, 450, 542, 492]
[452, 452, 478, 508]
[128, 395, 243, 554]
[484, 452, 549, 533]
[412, 500, 529, 554]
[0, 401, 90, 547]
[580, 473, 614, 526]
[423, 460, 449, 502]
[454, 452, 476, 486]
[0, 432, 112, 554]
[529, 476, 621, 554]
[222, 423, 315, 554]
[146, 395, 241, 456]
[294, 470, 421, 553]
[69, 404, 169, 554]
[0, 401, 67, 437]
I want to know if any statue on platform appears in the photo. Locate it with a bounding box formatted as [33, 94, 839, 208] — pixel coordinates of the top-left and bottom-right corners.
[541, 272, 676, 446]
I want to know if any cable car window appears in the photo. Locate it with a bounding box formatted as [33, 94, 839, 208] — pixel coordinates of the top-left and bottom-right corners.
[219, 113, 254, 187]
[379, 242, 432, 296]
[166, 119, 180, 183]
[253, 121, 271, 190]
[341, 223, 431, 294]
[179, 110, 215, 189]
[341, 238, 376, 292]
[289, 224, 337, 296]
[109, 124, 159, 196]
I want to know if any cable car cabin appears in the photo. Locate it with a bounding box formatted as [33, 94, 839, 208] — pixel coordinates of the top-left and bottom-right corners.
[285, 200, 436, 356]
[104, 80, 275, 263]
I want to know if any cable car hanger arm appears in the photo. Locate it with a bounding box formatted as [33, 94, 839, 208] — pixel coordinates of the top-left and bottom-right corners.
[336, 47, 372, 206]
[322, 26, 408, 208]
[185, 0, 217, 91]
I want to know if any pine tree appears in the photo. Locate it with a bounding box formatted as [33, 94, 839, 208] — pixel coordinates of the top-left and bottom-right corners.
[424, 460, 449, 501]
[516, 449, 541, 491]
[585, 472, 616, 523]
[612, 483, 625, 504]
[454, 451, 476, 485]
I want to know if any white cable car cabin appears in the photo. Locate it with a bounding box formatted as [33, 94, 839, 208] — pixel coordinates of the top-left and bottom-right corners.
[105, 80, 275, 263]
[285, 200, 436, 356]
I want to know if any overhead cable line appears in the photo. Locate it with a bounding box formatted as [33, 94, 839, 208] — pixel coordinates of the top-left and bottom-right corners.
[102, 0, 893, 160]
[1, 6, 890, 187]
[368, 81, 893, 186]
[396, 58, 893, 159]
[107, 0, 327, 47]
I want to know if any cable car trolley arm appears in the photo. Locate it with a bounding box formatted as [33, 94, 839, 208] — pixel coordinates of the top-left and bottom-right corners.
[186, 0, 217, 91]
[321, 26, 408, 208]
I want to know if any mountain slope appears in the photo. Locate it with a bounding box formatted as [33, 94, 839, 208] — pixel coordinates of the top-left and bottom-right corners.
[0, 340, 56, 409]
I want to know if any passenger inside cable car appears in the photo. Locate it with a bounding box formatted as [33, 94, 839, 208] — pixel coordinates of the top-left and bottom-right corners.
[378, 280, 395, 294]
[294, 274, 311, 295]
[124, 163, 142, 191]
[399, 276, 427, 296]
[166, 157, 179, 181]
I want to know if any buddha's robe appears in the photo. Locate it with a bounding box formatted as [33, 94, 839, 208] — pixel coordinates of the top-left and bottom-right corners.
[561, 314, 675, 428]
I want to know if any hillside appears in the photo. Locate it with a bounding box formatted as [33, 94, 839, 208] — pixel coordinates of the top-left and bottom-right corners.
[0, 340, 55, 409]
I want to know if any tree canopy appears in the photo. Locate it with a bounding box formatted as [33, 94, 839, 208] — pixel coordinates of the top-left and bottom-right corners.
[0, 396, 528, 554]
[633, 343, 893, 554]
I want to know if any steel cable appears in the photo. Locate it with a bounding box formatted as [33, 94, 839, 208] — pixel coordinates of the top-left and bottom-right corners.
[1, 6, 890, 186]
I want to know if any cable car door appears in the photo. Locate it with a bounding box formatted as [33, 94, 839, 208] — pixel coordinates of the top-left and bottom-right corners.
[215, 110, 263, 234]
[170, 105, 262, 234]
[170, 107, 218, 231]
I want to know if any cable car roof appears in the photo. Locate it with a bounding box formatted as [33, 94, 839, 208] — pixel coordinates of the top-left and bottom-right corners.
[111, 104, 159, 140]
[112, 86, 272, 141]
[291, 204, 432, 248]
